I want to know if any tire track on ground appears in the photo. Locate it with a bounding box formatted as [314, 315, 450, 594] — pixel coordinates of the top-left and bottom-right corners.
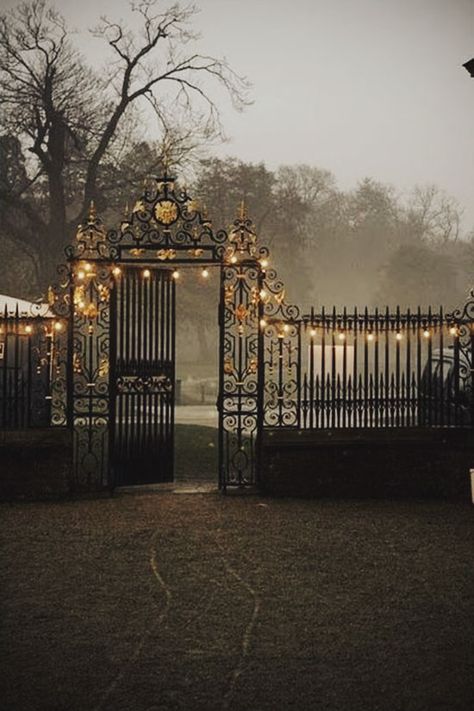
[214, 530, 261, 711]
[92, 525, 172, 711]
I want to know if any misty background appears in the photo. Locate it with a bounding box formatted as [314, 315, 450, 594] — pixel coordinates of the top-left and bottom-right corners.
[0, 0, 473, 363]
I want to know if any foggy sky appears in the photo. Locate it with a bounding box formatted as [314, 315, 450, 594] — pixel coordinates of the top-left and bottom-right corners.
[2, 0, 474, 231]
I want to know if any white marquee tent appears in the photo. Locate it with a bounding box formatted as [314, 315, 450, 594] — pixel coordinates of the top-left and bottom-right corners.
[0, 294, 54, 318]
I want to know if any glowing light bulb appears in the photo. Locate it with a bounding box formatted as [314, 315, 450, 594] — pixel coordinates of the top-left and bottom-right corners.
[84, 263, 92, 273]
[201, 268, 209, 279]
[260, 319, 267, 328]
[54, 321, 63, 332]
[338, 332, 346, 340]
[310, 329, 317, 337]
[260, 259, 269, 268]
[77, 270, 86, 280]
[172, 269, 180, 280]
[112, 267, 121, 277]
[230, 255, 238, 264]
[143, 269, 151, 278]
[283, 324, 290, 333]
[450, 326, 458, 336]
[25, 325, 32, 334]
[396, 332, 403, 340]
[259, 289, 267, 300]
[423, 329, 430, 338]
[367, 333, 374, 342]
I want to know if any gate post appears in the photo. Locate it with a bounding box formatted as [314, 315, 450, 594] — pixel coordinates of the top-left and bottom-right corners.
[219, 207, 267, 488]
[63, 204, 114, 492]
[452, 288, 474, 429]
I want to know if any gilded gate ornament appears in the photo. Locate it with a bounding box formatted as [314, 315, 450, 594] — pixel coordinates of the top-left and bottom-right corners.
[157, 249, 177, 260]
[235, 304, 249, 322]
[154, 200, 178, 225]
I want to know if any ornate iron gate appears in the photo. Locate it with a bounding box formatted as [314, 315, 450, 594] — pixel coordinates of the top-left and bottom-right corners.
[52, 172, 284, 491]
[110, 267, 175, 485]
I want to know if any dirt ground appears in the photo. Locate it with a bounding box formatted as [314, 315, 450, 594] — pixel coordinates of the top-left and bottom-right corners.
[1, 491, 473, 711]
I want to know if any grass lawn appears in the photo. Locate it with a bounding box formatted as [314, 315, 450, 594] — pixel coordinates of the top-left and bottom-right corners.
[1, 492, 473, 711]
[174, 425, 218, 482]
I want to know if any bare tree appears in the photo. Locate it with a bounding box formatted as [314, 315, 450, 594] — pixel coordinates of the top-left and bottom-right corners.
[405, 184, 462, 244]
[0, 0, 250, 287]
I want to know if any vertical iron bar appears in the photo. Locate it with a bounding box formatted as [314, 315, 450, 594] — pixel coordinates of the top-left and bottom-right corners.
[342, 307, 347, 428]
[417, 307, 422, 427]
[437, 307, 443, 426]
[374, 307, 379, 428]
[405, 308, 411, 427]
[170, 272, 176, 482]
[109, 271, 118, 489]
[395, 305, 400, 427]
[353, 307, 358, 427]
[384, 306, 390, 426]
[364, 307, 369, 427]
[331, 307, 336, 428]
[218, 265, 225, 489]
[321, 306, 326, 428]
[309, 323, 315, 429]
[427, 306, 433, 426]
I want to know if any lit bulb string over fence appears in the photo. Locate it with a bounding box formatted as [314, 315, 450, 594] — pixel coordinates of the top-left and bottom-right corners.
[261, 305, 473, 430]
[69, 260, 220, 326]
[0, 303, 64, 429]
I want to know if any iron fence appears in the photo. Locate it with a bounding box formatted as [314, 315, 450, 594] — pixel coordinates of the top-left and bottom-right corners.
[263, 306, 473, 429]
[0, 308, 56, 429]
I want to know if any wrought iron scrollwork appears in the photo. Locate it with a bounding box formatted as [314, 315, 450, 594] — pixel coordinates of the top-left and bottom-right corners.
[258, 250, 301, 429]
[220, 257, 262, 487]
[106, 172, 228, 262]
[450, 288, 474, 408]
[116, 375, 172, 394]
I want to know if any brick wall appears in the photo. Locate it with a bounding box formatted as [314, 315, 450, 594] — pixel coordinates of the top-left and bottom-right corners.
[0, 428, 73, 500]
[260, 428, 474, 501]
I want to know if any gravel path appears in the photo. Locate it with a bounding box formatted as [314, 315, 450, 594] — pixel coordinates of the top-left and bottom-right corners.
[1, 492, 473, 711]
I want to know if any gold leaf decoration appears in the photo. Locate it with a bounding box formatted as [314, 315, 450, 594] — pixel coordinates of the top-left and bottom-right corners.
[84, 303, 98, 320]
[132, 200, 146, 213]
[187, 199, 199, 212]
[224, 358, 234, 375]
[247, 357, 258, 374]
[73, 286, 85, 305]
[73, 353, 82, 374]
[235, 304, 249, 323]
[154, 200, 178, 225]
[98, 358, 109, 377]
[275, 289, 286, 305]
[157, 249, 176, 260]
[98, 284, 110, 302]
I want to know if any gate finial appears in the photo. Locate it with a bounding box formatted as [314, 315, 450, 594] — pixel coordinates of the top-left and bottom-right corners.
[88, 200, 97, 224]
[239, 200, 247, 221]
[73, 200, 107, 259]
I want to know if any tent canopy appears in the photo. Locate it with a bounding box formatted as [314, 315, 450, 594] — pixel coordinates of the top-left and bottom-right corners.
[0, 294, 54, 318]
